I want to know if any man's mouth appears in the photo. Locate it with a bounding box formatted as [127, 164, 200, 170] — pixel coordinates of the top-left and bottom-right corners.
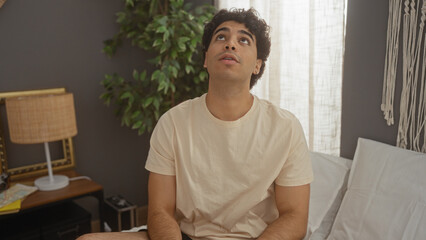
[220, 53, 239, 63]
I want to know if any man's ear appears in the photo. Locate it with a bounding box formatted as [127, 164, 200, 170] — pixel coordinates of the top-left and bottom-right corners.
[203, 52, 208, 68]
[253, 59, 262, 75]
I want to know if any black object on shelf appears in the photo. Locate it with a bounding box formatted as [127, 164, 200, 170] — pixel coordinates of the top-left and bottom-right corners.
[104, 195, 137, 231]
[0, 201, 91, 240]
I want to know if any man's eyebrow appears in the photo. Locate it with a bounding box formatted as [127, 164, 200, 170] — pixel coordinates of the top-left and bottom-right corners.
[213, 27, 254, 41]
[239, 30, 254, 41]
[213, 27, 229, 36]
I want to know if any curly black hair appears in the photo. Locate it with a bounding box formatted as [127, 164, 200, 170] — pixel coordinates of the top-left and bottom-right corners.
[202, 8, 271, 89]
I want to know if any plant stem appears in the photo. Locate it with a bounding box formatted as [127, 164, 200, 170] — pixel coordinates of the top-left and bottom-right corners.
[171, 77, 175, 106]
[157, 0, 167, 15]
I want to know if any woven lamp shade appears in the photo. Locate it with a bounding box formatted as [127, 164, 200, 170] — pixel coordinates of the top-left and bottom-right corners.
[6, 93, 77, 144]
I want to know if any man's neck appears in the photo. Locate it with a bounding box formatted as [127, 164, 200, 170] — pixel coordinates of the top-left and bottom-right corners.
[206, 86, 253, 121]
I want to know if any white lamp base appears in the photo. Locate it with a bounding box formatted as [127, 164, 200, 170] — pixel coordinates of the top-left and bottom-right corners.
[34, 175, 69, 191]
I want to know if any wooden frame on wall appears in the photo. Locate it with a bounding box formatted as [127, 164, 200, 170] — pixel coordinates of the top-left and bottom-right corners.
[0, 0, 6, 9]
[0, 88, 76, 181]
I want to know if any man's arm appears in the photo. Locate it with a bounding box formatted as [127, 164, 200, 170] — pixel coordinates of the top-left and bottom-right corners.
[257, 184, 310, 240]
[147, 172, 182, 240]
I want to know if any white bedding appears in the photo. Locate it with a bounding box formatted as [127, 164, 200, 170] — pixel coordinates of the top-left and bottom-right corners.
[327, 138, 426, 240]
[305, 152, 352, 239]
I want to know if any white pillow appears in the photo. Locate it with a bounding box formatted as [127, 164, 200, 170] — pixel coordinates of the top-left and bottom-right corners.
[310, 157, 352, 240]
[328, 138, 426, 240]
[304, 152, 352, 240]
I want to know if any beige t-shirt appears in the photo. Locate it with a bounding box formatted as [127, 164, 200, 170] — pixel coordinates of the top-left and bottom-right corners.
[145, 94, 313, 239]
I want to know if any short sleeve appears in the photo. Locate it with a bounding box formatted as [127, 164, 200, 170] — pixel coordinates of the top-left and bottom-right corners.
[145, 113, 176, 176]
[275, 117, 313, 186]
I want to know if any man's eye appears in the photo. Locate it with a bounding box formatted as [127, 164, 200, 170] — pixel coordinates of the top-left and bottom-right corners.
[217, 35, 225, 41]
[240, 38, 249, 44]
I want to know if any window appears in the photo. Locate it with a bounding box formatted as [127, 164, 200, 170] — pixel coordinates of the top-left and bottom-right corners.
[216, 0, 347, 155]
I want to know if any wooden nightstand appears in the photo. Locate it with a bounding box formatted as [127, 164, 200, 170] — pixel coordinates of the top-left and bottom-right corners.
[1, 170, 104, 232]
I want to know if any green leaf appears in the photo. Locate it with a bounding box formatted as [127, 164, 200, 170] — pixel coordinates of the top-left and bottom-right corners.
[157, 16, 168, 26]
[178, 37, 190, 43]
[185, 65, 194, 74]
[190, 38, 198, 48]
[104, 74, 112, 81]
[100, 93, 112, 106]
[159, 72, 166, 83]
[122, 115, 130, 127]
[178, 42, 186, 51]
[200, 71, 208, 81]
[127, 31, 137, 39]
[120, 92, 134, 104]
[182, 23, 190, 31]
[176, 0, 184, 7]
[183, 2, 193, 11]
[120, 92, 132, 99]
[145, 118, 153, 131]
[170, 49, 178, 59]
[132, 120, 142, 129]
[132, 69, 139, 80]
[124, 102, 132, 113]
[163, 30, 170, 42]
[102, 45, 113, 57]
[101, 79, 110, 88]
[157, 80, 167, 92]
[151, 70, 161, 81]
[125, 0, 134, 7]
[116, 12, 127, 23]
[140, 71, 147, 81]
[143, 97, 154, 108]
[170, 66, 178, 78]
[171, 60, 180, 70]
[100, 92, 111, 99]
[147, 56, 162, 66]
[131, 110, 141, 119]
[138, 124, 146, 135]
[156, 26, 167, 33]
[153, 39, 163, 47]
[154, 110, 160, 120]
[153, 98, 160, 110]
[160, 44, 168, 53]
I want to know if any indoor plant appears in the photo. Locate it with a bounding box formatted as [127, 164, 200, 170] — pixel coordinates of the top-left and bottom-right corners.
[100, 0, 215, 134]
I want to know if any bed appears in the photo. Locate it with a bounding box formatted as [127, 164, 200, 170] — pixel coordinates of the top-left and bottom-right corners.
[306, 138, 426, 240]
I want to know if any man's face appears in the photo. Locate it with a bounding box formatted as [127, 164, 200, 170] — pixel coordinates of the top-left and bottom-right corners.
[204, 21, 262, 87]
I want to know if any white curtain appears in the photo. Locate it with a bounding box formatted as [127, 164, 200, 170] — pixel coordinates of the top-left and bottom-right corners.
[216, 0, 346, 155]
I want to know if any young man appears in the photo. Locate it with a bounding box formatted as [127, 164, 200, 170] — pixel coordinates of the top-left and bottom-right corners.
[79, 8, 312, 240]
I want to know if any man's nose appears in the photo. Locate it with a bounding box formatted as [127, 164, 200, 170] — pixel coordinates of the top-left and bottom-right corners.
[225, 38, 237, 51]
[225, 45, 236, 51]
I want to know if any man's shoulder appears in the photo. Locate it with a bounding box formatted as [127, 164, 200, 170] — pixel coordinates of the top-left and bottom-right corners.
[256, 97, 298, 122]
[159, 94, 205, 123]
[169, 94, 204, 114]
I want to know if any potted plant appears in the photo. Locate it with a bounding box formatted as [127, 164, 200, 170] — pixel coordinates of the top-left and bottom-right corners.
[100, 0, 215, 134]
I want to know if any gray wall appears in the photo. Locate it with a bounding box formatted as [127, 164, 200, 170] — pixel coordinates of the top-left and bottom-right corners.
[0, 0, 399, 219]
[0, 0, 155, 214]
[0, 0, 212, 218]
[340, 0, 399, 159]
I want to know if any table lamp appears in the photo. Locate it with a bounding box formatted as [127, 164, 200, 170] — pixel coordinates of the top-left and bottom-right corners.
[5, 93, 77, 191]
